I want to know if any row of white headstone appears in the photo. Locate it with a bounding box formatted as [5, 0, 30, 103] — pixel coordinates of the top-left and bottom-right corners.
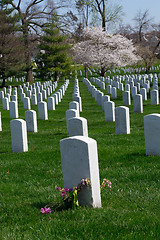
[83, 75, 160, 156]
[60, 78, 101, 208]
[83, 78, 130, 134]
[0, 80, 70, 152]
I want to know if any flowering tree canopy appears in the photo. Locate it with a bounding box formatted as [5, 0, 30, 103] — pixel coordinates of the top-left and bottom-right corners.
[72, 27, 141, 76]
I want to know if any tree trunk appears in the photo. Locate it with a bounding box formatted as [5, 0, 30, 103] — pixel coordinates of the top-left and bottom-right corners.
[54, 71, 58, 81]
[100, 66, 106, 77]
[84, 65, 87, 78]
[1, 77, 6, 88]
[22, 22, 33, 82]
[26, 68, 33, 82]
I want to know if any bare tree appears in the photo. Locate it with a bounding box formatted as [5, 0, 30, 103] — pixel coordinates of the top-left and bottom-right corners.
[133, 9, 153, 42]
[90, 0, 123, 31]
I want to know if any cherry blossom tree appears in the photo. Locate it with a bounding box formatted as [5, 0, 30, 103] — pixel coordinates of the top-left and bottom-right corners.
[72, 27, 141, 76]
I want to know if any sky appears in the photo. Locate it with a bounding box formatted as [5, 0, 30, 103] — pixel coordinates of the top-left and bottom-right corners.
[120, 0, 160, 26]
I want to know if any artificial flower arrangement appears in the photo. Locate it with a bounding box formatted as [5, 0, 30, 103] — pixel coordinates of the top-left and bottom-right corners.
[41, 178, 111, 214]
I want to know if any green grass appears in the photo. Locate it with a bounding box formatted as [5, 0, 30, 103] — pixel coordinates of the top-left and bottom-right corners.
[0, 75, 160, 240]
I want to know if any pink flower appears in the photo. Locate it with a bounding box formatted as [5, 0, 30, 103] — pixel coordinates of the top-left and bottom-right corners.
[61, 190, 67, 197]
[41, 207, 52, 214]
[41, 208, 45, 214]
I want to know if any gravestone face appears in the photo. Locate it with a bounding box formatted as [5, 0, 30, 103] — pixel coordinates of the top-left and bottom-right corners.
[140, 88, 147, 101]
[131, 86, 137, 98]
[66, 109, 79, 133]
[60, 136, 101, 208]
[68, 117, 88, 137]
[133, 94, 143, 113]
[119, 83, 124, 91]
[47, 97, 55, 110]
[21, 93, 26, 103]
[144, 114, 160, 155]
[51, 94, 58, 105]
[6, 93, 11, 102]
[0, 91, 4, 99]
[25, 110, 38, 132]
[42, 90, 47, 100]
[56, 92, 61, 103]
[27, 90, 32, 98]
[123, 91, 131, 106]
[12, 95, 17, 102]
[104, 101, 115, 122]
[96, 91, 104, 105]
[9, 101, 18, 118]
[10, 119, 28, 152]
[125, 84, 130, 92]
[111, 87, 117, 99]
[69, 101, 79, 112]
[23, 97, 31, 110]
[102, 95, 110, 112]
[115, 106, 130, 135]
[150, 90, 159, 105]
[38, 101, 48, 120]
[0, 112, 2, 131]
[137, 82, 140, 92]
[73, 96, 82, 112]
[37, 92, 42, 102]
[31, 94, 37, 105]
[2, 97, 9, 110]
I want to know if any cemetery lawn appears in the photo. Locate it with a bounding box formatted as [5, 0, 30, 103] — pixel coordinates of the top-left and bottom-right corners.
[0, 76, 160, 240]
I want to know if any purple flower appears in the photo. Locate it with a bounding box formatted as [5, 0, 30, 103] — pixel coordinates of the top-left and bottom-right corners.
[64, 188, 70, 192]
[61, 190, 67, 197]
[69, 188, 73, 192]
[41, 207, 52, 214]
[41, 208, 45, 214]
[56, 187, 61, 191]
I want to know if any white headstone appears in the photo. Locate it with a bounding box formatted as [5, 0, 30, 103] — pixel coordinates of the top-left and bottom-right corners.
[102, 95, 110, 112]
[2, 97, 9, 110]
[140, 88, 147, 101]
[104, 101, 115, 122]
[37, 92, 42, 102]
[73, 96, 82, 112]
[66, 109, 79, 132]
[144, 114, 160, 155]
[52, 94, 58, 105]
[0, 91, 4, 99]
[69, 101, 79, 112]
[31, 94, 37, 105]
[123, 91, 131, 106]
[38, 101, 48, 120]
[111, 87, 117, 99]
[10, 119, 28, 152]
[131, 86, 137, 98]
[60, 136, 101, 207]
[115, 106, 130, 135]
[23, 97, 31, 110]
[25, 110, 38, 132]
[9, 101, 18, 118]
[150, 90, 159, 105]
[47, 97, 55, 110]
[133, 94, 143, 113]
[68, 117, 88, 137]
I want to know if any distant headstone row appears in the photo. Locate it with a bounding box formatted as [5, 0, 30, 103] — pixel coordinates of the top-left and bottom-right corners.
[61, 78, 101, 208]
[0, 79, 70, 153]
